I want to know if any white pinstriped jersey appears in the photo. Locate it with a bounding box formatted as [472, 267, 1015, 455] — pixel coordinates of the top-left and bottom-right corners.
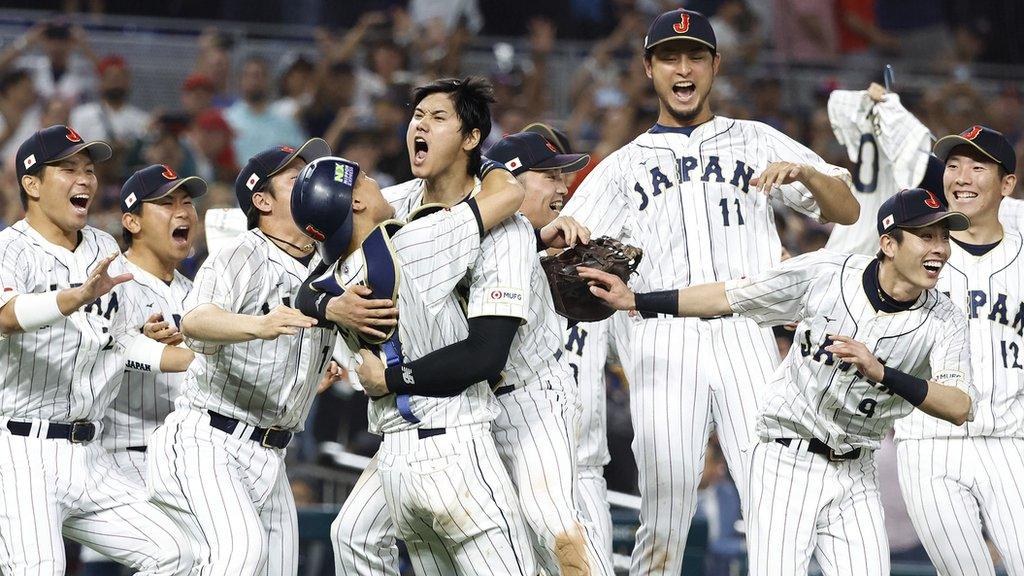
[103, 260, 191, 450]
[726, 250, 976, 452]
[181, 229, 336, 431]
[825, 91, 933, 255]
[561, 117, 850, 291]
[387, 179, 572, 392]
[332, 202, 499, 434]
[560, 319, 609, 467]
[0, 221, 127, 423]
[896, 231, 1024, 439]
[999, 197, 1024, 233]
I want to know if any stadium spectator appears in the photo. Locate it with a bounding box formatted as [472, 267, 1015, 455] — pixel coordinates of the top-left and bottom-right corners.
[70, 55, 149, 147]
[0, 68, 40, 162]
[224, 55, 307, 161]
[187, 108, 238, 185]
[0, 21, 97, 104]
[180, 73, 216, 119]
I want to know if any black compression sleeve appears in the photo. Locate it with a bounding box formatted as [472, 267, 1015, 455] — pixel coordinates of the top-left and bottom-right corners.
[634, 290, 679, 316]
[881, 366, 930, 406]
[295, 261, 334, 327]
[385, 315, 519, 397]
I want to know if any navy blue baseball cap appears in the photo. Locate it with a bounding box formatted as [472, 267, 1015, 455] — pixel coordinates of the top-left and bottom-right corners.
[486, 132, 589, 177]
[121, 164, 208, 214]
[919, 154, 947, 206]
[522, 122, 575, 154]
[877, 188, 970, 236]
[290, 156, 358, 265]
[933, 125, 1016, 175]
[644, 9, 716, 53]
[234, 137, 332, 215]
[16, 124, 112, 183]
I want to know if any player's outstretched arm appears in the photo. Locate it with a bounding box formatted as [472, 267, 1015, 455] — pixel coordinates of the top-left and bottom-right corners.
[825, 335, 971, 425]
[475, 167, 526, 230]
[181, 303, 315, 346]
[752, 163, 860, 225]
[0, 252, 132, 336]
[578, 267, 732, 318]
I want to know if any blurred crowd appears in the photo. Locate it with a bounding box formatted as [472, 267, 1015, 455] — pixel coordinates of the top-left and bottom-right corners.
[1, 1, 1023, 572]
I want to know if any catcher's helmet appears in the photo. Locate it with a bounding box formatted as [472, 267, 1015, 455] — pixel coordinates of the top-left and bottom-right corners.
[291, 156, 359, 265]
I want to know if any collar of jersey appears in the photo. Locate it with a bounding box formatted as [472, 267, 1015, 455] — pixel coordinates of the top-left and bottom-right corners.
[862, 258, 922, 314]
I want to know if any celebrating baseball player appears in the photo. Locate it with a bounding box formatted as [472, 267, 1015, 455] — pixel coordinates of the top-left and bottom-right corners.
[894, 126, 1024, 575]
[581, 187, 976, 574]
[826, 80, 945, 255]
[294, 151, 538, 575]
[104, 164, 206, 482]
[0, 125, 193, 575]
[558, 8, 859, 574]
[146, 138, 336, 575]
[520, 121, 632, 563]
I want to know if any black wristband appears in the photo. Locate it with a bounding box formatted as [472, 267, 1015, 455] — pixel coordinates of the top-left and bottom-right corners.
[534, 227, 546, 252]
[881, 366, 929, 406]
[634, 290, 678, 316]
[385, 364, 413, 394]
[466, 198, 484, 240]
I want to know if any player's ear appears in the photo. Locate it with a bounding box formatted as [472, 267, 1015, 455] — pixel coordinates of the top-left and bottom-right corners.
[1001, 173, 1016, 198]
[879, 234, 897, 260]
[121, 211, 141, 236]
[21, 174, 41, 202]
[462, 128, 481, 153]
[251, 189, 273, 215]
[642, 53, 653, 79]
[712, 51, 721, 75]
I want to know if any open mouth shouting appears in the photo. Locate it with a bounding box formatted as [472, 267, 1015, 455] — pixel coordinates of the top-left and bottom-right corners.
[70, 193, 90, 216]
[412, 137, 428, 167]
[922, 259, 944, 278]
[171, 224, 190, 247]
[672, 81, 696, 106]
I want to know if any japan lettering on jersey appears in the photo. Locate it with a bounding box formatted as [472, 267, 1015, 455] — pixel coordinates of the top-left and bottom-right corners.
[725, 250, 975, 453]
[561, 116, 851, 292]
[182, 229, 336, 430]
[331, 202, 499, 434]
[897, 231, 1024, 439]
[825, 90, 933, 255]
[0, 221, 126, 422]
[103, 260, 192, 450]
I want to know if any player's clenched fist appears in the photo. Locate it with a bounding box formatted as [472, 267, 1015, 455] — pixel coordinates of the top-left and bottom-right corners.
[256, 305, 316, 340]
[825, 334, 885, 382]
[326, 285, 398, 340]
[143, 313, 184, 346]
[355, 349, 387, 398]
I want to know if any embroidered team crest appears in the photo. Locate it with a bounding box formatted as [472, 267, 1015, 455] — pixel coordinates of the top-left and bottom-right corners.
[544, 140, 558, 153]
[923, 190, 941, 209]
[65, 127, 83, 143]
[161, 164, 177, 179]
[23, 154, 36, 170]
[961, 125, 983, 140]
[246, 173, 260, 190]
[673, 12, 691, 34]
[281, 145, 296, 153]
[505, 157, 522, 171]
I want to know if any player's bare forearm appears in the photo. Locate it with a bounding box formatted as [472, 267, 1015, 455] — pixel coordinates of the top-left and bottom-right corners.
[181, 304, 263, 344]
[676, 282, 732, 317]
[800, 168, 859, 225]
[476, 169, 526, 230]
[917, 382, 972, 426]
[0, 300, 19, 334]
[159, 345, 196, 373]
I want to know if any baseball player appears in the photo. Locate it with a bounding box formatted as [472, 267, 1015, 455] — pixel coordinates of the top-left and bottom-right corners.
[146, 138, 336, 575]
[373, 129, 611, 575]
[558, 9, 859, 574]
[895, 126, 1024, 575]
[826, 81, 943, 255]
[0, 125, 193, 575]
[79, 164, 206, 571]
[581, 187, 977, 575]
[520, 122, 632, 560]
[294, 154, 538, 575]
[105, 164, 207, 482]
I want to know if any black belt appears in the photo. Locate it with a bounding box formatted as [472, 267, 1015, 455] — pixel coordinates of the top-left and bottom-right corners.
[126, 446, 147, 453]
[207, 411, 292, 449]
[417, 427, 445, 439]
[5, 420, 96, 443]
[774, 438, 862, 461]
